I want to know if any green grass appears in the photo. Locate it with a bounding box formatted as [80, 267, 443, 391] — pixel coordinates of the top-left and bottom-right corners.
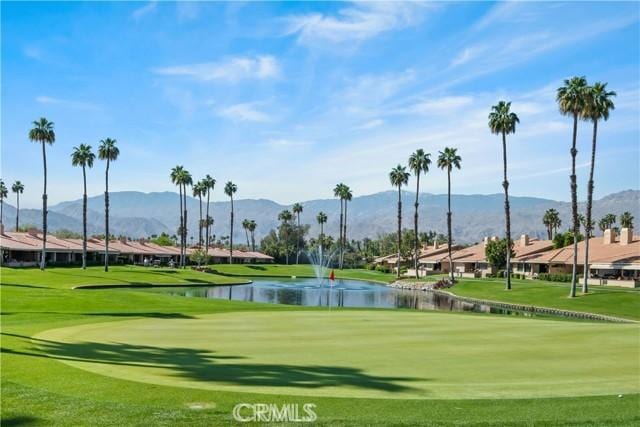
[2, 265, 639, 426]
[208, 263, 396, 283]
[450, 278, 640, 320]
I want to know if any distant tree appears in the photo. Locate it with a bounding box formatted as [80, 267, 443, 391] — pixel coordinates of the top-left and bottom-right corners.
[340, 186, 353, 269]
[11, 181, 24, 231]
[557, 76, 589, 297]
[316, 211, 328, 250]
[542, 208, 562, 239]
[247, 220, 257, 251]
[620, 211, 634, 229]
[489, 100, 519, 290]
[29, 117, 56, 270]
[408, 148, 431, 279]
[224, 181, 237, 263]
[485, 238, 515, 271]
[202, 174, 216, 261]
[71, 144, 95, 269]
[189, 248, 208, 266]
[292, 202, 303, 264]
[0, 180, 7, 228]
[98, 138, 119, 272]
[437, 147, 462, 283]
[193, 180, 206, 246]
[581, 82, 616, 293]
[53, 229, 82, 239]
[389, 165, 410, 278]
[151, 232, 174, 246]
[170, 166, 186, 267]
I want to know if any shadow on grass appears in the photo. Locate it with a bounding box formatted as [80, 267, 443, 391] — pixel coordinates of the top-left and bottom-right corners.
[1, 416, 40, 426]
[0, 312, 196, 319]
[3, 333, 420, 393]
[0, 283, 48, 289]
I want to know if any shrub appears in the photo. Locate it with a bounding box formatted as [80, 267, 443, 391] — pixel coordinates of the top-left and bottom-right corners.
[537, 273, 572, 282]
[375, 264, 391, 274]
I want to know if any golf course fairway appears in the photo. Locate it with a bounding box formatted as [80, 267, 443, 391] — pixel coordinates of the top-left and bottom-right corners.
[35, 310, 639, 400]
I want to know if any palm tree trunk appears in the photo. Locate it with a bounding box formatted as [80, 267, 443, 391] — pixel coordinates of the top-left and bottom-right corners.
[342, 201, 348, 269]
[15, 192, 20, 231]
[1, 199, 3, 227]
[569, 113, 579, 298]
[296, 214, 300, 264]
[41, 142, 47, 270]
[205, 189, 211, 264]
[104, 159, 110, 272]
[82, 165, 87, 270]
[245, 227, 250, 247]
[583, 119, 598, 294]
[320, 223, 324, 252]
[251, 230, 255, 252]
[447, 169, 453, 283]
[198, 194, 203, 247]
[414, 174, 420, 279]
[178, 185, 183, 268]
[183, 184, 187, 268]
[502, 131, 512, 290]
[338, 199, 344, 268]
[229, 197, 234, 264]
[397, 186, 402, 279]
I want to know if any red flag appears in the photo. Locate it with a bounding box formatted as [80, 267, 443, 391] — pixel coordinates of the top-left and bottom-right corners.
[329, 270, 335, 281]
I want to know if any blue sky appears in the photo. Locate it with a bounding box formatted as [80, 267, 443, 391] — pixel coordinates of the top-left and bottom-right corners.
[2, 1, 639, 208]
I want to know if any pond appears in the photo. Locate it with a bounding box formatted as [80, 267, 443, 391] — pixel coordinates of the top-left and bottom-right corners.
[141, 278, 538, 317]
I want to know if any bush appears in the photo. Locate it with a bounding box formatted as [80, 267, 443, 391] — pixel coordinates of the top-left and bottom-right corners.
[537, 273, 572, 282]
[375, 264, 391, 274]
[432, 279, 455, 290]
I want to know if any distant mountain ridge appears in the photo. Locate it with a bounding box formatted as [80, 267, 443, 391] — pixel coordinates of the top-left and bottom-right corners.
[1, 189, 638, 244]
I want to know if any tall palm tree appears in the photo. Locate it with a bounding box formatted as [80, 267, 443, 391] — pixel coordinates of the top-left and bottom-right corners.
[11, 181, 24, 231]
[181, 170, 193, 267]
[97, 138, 119, 272]
[292, 202, 303, 264]
[489, 101, 520, 290]
[193, 181, 206, 247]
[0, 180, 7, 229]
[71, 144, 96, 270]
[29, 117, 55, 270]
[389, 165, 410, 278]
[242, 219, 251, 247]
[581, 82, 616, 293]
[316, 211, 327, 251]
[248, 220, 257, 252]
[202, 175, 216, 262]
[408, 149, 431, 279]
[557, 76, 589, 298]
[278, 209, 293, 265]
[341, 186, 353, 269]
[170, 166, 186, 267]
[224, 181, 237, 264]
[333, 183, 346, 267]
[620, 212, 634, 229]
[542, 208, 561, 239]
[437, 147, 462, 284]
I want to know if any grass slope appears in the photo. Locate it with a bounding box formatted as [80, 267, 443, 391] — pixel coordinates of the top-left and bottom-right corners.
[208, 263, 396, 283]
[1, 266, 639, 426]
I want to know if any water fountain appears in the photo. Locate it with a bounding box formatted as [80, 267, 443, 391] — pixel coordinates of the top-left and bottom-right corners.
[305, 245, 336, 285]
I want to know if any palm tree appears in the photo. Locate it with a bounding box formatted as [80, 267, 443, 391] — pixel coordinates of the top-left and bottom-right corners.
[437, 147, 462, 284]
[489, 101, 520, 290]
[248, 220, 257, 252]
[242, 219, 251, 247]
[542, 208, 561, 239]
[341, 186, 353, 269]
[170, 166, 186, 267]
[0, 180, 7, 229]
[181, 170, 193, 266]
[11, 181, 24, 231]
[557, 76, 589, 298]
[29, 117, 55, 270]
[202, 175, 216, 262]
[193, 181, 206, 247]
[278, 209, 293, 265]
[603, 213, 617, 229]
[389, 165, 410, 278]
[317, 211, 328, 250]
[581, 82, 616, 293]
[292, 202, 303, 264]
[408, 149, 431, 279]
[333, 183, 347, 267]
[620, 212, 634, 229]
[71, 144, 96, 269]
[224, 181, 237, 264]
[97, 138, 119, 272]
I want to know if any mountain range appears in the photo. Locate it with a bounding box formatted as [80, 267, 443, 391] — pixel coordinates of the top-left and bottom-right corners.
[1, 190, 638, 244]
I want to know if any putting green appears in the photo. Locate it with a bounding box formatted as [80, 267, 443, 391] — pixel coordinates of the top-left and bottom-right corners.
[34, 311, 639, 400]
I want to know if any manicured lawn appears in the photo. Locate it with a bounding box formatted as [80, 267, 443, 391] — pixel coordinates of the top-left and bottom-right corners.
[2, 265, 639, 426]
[209, 263, 396, 283]
[450, 278, 640, 320]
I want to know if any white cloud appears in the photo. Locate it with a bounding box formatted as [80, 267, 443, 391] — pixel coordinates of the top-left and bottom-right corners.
[399, 96, 474, 115]
[354, 119, 384, 130]
[153, 55, 280, 82]
[285, 2, 430, 45]
[132, 1, 157, 20]
[450, 45, 486, 67]
[35, 96, 99, 110]
[217, 102, 272, 122]
[265, 138, 312, 148]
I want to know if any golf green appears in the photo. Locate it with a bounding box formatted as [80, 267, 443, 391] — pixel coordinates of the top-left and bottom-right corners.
[35, 311, 639, 400]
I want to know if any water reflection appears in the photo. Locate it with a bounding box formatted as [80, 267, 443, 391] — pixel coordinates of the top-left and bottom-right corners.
[151, 279, 537, 317]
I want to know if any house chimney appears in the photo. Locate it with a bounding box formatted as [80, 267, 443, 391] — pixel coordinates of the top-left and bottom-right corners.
[603, 228, 616, 245]
[27, 227, 39, 237]
[520, 234, 529, 247]
[433, 239, 439, 250]
[491, 236, 499, 242]
[119, 236, 127, 244]
[483, 236, 489, 247]
[620, 228, 633, 245]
